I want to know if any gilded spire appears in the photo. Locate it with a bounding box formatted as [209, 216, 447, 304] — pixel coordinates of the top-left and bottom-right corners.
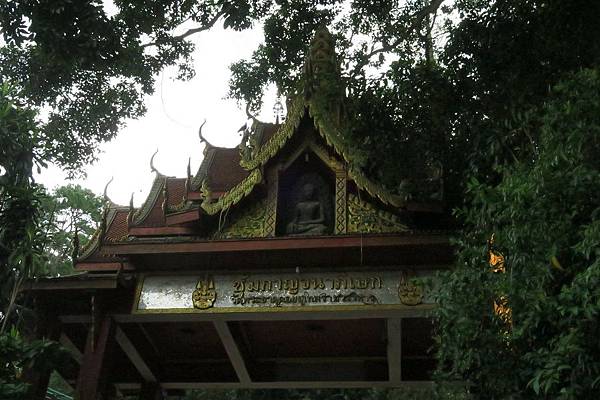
[304, 26, 342, 98]
[303, 26, 347, 126]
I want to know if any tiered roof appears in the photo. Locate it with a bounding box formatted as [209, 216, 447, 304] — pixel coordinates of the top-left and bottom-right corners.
[76, 27, 444, 270]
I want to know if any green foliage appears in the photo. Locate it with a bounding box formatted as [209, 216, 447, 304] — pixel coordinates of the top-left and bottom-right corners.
[40, 184, 104, 277]
[0, 83, 47, 331]
[0, 83, 72, 400]
[435, 69, 600, 399]
[227, 0, 600, 206]
[0, 0, 271, 173]
[0, 328, 67, 400]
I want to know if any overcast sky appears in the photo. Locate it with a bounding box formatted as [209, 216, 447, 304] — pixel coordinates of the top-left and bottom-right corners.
[36, 24, 277, 207]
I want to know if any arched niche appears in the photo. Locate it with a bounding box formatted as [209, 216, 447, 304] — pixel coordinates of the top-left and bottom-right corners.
[276, 150, 336, 236]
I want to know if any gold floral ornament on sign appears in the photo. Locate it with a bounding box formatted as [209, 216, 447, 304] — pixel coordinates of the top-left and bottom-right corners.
[398, 271, 423, 306]
[192, 277, 216, 310]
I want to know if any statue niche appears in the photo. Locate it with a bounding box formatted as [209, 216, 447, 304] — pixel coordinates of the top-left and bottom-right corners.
[286, 183, 327, 235]
[279, 172, 333, 236]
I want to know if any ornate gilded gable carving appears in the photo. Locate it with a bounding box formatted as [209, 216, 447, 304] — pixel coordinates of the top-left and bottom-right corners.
[347, 194, 408, 234]
[213, 198, 267, 239]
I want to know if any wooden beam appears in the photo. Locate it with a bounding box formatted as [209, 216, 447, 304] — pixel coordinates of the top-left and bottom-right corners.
[213, 321, 251, 384]
[60, 333, 83, 364]
[60, 315, 92, 324]
[387, 318, 403, 384]
[165, 210, 199, 226]
[75, 262, 135, 272]
[115, 326, 158, 383]
[115, 304, 435, 323]
[75, 316, 117, 400]
[116, 380, 437, 391]
[128, 226, 196, 236]
[23, 276, 118, 291]
[101, 234, 451, 255]
[158, 380, 434, 389]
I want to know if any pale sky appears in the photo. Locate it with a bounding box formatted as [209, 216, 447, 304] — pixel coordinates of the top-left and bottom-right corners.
[36, 25, 278, 206]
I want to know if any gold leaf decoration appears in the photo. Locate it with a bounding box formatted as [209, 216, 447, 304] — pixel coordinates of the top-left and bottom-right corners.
[213, 199, 267, 239]
[192, 277, 216, 310]
[347, 194, 408, 234]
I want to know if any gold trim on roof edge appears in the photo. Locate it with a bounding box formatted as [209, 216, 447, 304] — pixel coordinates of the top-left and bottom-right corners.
[132, 174, 165, 225]
[240, 97, 305, 170]
[349, 168, 406, 208]
[201, 168, 263, 215]
[78, 207, 119, 261]
[235, 95, 405, 209]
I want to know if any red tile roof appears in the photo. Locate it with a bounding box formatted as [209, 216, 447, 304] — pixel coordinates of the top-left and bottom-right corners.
[206, 148, 249, 193]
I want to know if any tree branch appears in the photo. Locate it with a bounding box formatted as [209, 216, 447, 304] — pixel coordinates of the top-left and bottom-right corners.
[141, 10, 227, 48]
[350, 0, 445, 76]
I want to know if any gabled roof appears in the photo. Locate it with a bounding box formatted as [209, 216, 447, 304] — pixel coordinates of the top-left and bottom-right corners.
[190, 145, 249, 192]
[78, 206, 129, 262]
[200, 95, 408, 217]
[77, 26, 438, 267]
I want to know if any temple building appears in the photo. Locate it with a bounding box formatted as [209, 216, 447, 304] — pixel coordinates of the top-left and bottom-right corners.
[28, 28, 452, 399]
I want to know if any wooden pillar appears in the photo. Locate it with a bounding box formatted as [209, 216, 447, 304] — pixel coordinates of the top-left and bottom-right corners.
[138, 382, 164, 400]
[75, 315, 117, 400]
[387, 318, 403, 384]
[23, 313, 61, 400]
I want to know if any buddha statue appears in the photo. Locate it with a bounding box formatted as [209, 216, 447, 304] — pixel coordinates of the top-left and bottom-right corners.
[286, 183, 328, 235]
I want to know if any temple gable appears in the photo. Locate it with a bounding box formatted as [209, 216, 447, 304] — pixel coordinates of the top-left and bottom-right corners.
[76, 26, 442, 268]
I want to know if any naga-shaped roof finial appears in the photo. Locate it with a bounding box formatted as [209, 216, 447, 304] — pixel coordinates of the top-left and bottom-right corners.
[150, 149, 160, 174]
[198, 119, 207, 143]
[245, 102, 257, 122]
[103, 176, 114, 203]
[127, 192, 135, 228]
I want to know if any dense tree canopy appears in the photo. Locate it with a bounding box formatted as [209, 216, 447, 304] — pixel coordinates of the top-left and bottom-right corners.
[40, 184, 104, 277]
[436, 69, 600, 399]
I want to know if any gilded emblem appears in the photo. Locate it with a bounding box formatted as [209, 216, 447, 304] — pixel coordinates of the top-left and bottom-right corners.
[192, 277, 216, 309]
[398, 272, 423, 306]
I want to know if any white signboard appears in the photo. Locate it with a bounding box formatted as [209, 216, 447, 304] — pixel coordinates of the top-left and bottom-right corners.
[135, 270, 433, 313]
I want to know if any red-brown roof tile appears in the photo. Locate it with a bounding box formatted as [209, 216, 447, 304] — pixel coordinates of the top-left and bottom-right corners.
[166, 178, 187, 207]
[105, 210, 129, 241]
[207, 148, 249, 193]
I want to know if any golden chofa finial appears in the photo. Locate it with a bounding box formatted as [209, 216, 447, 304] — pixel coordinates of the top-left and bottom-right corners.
[103, 176, 114, 202]
[150, 149, 160, 174]
[127, 192, 135, 228]
[198, 119, 207, 143]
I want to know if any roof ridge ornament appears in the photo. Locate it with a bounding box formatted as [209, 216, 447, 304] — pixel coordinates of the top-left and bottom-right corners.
[149, 149, 161, 175]
[127, 193, 135, 228]
[304, 25, 347, 127]
[245, 102, 257, 122]
[103, 176, 114, 203]
[198, 119, 207, 144]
